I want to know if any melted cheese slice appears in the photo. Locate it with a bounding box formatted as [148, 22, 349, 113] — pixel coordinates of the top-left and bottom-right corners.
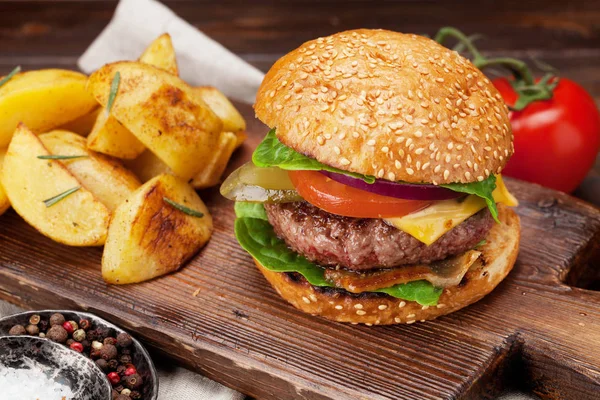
[385, 175, 518, 245]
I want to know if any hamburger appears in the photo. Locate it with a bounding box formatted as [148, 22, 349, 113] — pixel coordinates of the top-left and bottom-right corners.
[221, 29, 520, 325]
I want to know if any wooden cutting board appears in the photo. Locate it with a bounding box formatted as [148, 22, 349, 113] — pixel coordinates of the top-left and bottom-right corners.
[1, 104, 600, 400]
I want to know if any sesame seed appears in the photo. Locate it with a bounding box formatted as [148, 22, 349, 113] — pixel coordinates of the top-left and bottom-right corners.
[309, 294, 317, 302]
[388, 172, 396, 181]
[436, 304, 446, 309]
[395, 160, 402, 169]
[335, 305, 343, 310]
[334, 146, 341, 155]
[415, 148, 424, 155]
[422, 305, 429, 310]
[378, 305, 388, 310]
[356, 310, 367, 316]
[302, 297, 310, 304]
[354, 304, 363, 309]
[436, 78, 444, 83]
[465, 171, 472, 179]
[317, 135, 324, 145]
[407, 313, 416, 318]
[407, 320, 416, 324]
[406, 168, 415, 175]
[399, 301, 406, 308]
[434, 165, 441, 173]
[340, 158, 350, 165]
[394, 317, 402, 323]
[443, 170, 450, 179]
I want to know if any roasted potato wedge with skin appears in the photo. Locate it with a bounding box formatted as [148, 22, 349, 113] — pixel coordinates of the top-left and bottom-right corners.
[0, 149, 10, 216]
[87, 110, 146, 159]
[39, 130, 141, 211]
[192, 131, 238, 189]
[0, 69, 97, 147]
[102, 174, 213, 284]
[87, 62, 223, 180]
[2, 124, 110, 246]
[193, 86, 246, 147]
[59, 107, 100, 137]
[139, 33, 179, 76]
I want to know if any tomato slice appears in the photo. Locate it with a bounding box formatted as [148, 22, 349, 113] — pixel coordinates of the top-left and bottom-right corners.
[288, 170, 432, 218]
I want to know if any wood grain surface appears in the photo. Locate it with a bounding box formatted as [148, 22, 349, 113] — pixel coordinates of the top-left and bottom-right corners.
[1, 102, 600, 399]
[1, 1, 600, 399]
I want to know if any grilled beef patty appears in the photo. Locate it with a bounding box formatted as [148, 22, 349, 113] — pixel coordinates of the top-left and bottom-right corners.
[264, 201, 493, 271]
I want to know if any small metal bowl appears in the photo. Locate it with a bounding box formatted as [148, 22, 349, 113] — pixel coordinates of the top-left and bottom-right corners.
[0, 310, 158, 400]
[0, 335, 111, 399]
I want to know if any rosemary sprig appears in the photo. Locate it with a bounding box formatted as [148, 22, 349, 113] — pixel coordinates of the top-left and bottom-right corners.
[43, 186, 80, 208]
[106, 71, 120, 114]
[0, 66, 21, 89]
[37, 155, 88, 160]
[163, 197, 204, 218]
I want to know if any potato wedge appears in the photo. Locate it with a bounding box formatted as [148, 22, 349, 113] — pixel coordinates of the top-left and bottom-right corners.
[87, 62, 223, 180]
[59, 107, 100, 137]
[126, 131, 237, 188]
[193, 86, 246, 147]
[0, 149, 10, 216]
[2, 124, 110, 246]
[102, 174, 212, 284]
[87, 110, 145, 159]
[39, 130, 141, 211]
[0, 69, 97, 147]
[139, 33, 179, 76]
[191, 131, 238, 189]
[124, 149, 171, 183]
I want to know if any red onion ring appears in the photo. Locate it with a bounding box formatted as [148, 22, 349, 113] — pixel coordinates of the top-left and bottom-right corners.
[321, 171, 461, 200]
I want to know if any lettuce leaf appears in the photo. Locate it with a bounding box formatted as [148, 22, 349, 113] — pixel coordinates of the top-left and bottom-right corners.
[234, 202, 443, 305]
[252, 129, 376, 183]
[441, 175, 498, 222]
[251, 129, 498, 219]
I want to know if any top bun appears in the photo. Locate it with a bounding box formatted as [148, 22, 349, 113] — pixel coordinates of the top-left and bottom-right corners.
[254, 29, 513, 184]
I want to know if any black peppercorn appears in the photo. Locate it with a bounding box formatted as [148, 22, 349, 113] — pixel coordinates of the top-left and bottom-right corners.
[25, 324, 39, 335]
[107, 359, 119, 370]
[111, 389, 120, 400]
[129, 390, 141, 399]
[79, 319, 91, 330]
[95, 358, 109, 371]
[119, 354, 132, 365]
[81, 339, 91, 349]
[124, 373, 143, 389]
[49, 313, 65, 327]
[114, 384, 124, 393]
[28, 314, 41, 325]
[96, 326, 112, 341]
[39, 319, 48, 332]
[116, 365, 127, 376]
[86, 329, 99, 342]
[116, 333, 133, 348]
[104, 337, 117, 346]
[120, 348, 131, 356]
[46, 325, 68, 343]
[100, 343, 118, 360]
[66, 338, 75, 346]
[8, 325, 26, 335]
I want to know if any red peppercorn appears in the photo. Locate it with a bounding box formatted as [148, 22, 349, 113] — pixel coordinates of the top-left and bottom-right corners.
[124, 366, 137, 376]
[62, 321, 75, 335]
[70, 342, 84, 353]
[79, 319, 91, 331]
[107, 372, 121, 385]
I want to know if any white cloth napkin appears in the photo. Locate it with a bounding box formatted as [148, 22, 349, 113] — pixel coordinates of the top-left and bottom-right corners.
[78, 0, 264, 104]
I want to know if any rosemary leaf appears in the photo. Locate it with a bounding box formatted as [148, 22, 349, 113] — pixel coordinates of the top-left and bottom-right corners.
[43, 186, 80, 208]
[0, 66, 21, 89]
[163, 197, 204, 218]
[37, 155, 88, 160]
[106, 71, 121, 113]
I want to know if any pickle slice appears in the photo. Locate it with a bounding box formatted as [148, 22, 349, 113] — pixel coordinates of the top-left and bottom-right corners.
[220, 162, 303, 203]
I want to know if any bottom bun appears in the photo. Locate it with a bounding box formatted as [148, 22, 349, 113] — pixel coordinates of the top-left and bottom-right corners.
[254, 205, 520, 325]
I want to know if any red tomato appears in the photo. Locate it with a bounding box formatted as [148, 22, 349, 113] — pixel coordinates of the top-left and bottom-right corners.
[288, 170, 431, 218]
[493, 77, 600, 193]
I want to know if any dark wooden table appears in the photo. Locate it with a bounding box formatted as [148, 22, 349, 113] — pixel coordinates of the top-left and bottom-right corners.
[1, 1, 600, 399]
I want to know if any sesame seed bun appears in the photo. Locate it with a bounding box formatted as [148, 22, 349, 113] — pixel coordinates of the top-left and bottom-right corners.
[254, 29, 513, 184]
[253, 205, 520, 325]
